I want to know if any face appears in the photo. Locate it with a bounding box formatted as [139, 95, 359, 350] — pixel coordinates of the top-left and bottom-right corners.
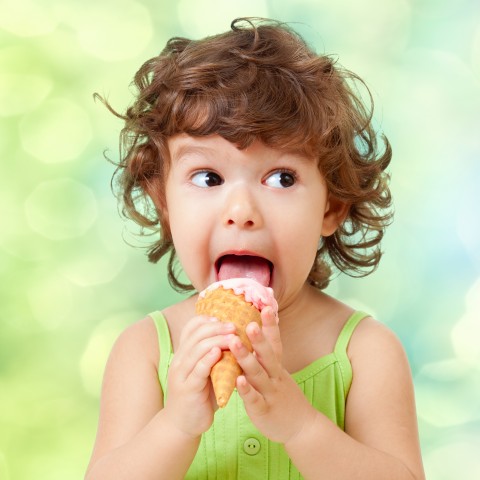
[162, 134, 344, 309]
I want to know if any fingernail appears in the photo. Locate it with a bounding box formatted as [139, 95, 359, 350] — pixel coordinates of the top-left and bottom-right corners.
[251, 323, 260, 335]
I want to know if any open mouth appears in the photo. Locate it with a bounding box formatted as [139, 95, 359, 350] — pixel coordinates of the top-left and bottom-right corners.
[215, 254, 273, 287]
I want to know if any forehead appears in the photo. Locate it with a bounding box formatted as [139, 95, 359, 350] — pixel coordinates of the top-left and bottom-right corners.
[167, 134, 228, 161]
[167, 133, 315, 166]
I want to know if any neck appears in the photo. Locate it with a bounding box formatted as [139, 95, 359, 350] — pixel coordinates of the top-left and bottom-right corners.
[278, 283, 326, 330]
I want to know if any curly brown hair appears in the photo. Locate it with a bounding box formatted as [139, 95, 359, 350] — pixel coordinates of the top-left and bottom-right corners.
[97, 17, 393, 292]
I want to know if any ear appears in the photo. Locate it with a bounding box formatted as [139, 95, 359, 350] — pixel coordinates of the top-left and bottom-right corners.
[321, 196, 349, 237]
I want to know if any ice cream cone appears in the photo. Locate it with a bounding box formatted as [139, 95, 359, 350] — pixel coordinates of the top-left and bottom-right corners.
[195, 286, 262, 408]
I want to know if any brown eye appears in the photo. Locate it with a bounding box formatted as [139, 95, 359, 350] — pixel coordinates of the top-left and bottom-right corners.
[264, 171, 296, 188]
[192, 171, 224, 187]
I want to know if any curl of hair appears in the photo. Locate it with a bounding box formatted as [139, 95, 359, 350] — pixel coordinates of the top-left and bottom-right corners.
[96, 17, 393, 292]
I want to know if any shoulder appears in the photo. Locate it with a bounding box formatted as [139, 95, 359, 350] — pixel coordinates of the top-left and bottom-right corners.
[106, 315, 160, 378]
[345, 315, 416, 426]
[344, 317, 425, 478]
[113, 315, 159, 358]
[87, 316, 163, 467]
[348, 316, 408, 369]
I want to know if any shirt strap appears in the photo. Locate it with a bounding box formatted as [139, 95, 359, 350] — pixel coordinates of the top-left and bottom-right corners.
[333, 311, 370, 396]
[149, 310, 173, 398]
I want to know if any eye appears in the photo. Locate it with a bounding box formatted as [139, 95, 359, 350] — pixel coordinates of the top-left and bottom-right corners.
[264, 170, 296, 189]
[191, 171, 224, 188]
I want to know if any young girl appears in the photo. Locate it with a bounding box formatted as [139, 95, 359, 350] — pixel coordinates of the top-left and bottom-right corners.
[86, 18, 425, 480]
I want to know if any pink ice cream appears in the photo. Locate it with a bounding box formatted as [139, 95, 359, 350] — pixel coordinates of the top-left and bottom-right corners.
[199, 278, 278, 317]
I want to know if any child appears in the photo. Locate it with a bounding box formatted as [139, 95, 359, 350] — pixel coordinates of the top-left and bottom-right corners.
[86, 18, 425, 480]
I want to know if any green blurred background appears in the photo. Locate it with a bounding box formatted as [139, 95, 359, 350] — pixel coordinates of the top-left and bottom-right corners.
[1, 0, 479, 478]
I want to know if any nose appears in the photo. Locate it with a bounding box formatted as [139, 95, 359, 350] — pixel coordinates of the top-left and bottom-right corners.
[222, 185, 263, 229]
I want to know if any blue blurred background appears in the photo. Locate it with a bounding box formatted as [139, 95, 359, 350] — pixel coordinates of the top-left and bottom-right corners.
[1, 0, 479, 478]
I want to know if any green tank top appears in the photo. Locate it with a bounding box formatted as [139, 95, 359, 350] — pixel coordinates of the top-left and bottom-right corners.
[150, 310, 368, 480]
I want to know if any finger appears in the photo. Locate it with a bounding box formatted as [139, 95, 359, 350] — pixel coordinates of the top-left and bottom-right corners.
[260, 306, 282, 358]
[178, 314, 211, 340]
[177, 317, 236, 359]
[246, 321, 282, 379]
[265, 305, 280, 325]
[187, 346, 222, 392]
[236, 375, 267, 415]
[174, 332, 236, 381]
[179, 315, 235, 345]
[230, 337, 273, 394]
[173, 317, 235, 382]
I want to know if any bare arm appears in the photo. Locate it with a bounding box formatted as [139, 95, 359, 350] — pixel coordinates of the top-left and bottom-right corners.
[283, 319, 425, 479]
[233, 312, 425, 479]
[85, 315, 236, 479]
[84, 318, 198, 479]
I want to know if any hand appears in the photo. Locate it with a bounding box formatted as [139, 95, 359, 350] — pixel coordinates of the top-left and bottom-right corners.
[164, 315, 237, 438]
[230, 306, 317, 444]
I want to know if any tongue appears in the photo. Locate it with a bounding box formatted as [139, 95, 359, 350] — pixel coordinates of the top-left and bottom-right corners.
[218, 255, 271, 286]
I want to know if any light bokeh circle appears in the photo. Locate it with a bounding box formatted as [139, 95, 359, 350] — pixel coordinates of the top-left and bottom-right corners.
[64, 0, 154, 61]
[472, 23, 480, 80]
[19, 98, 92, 163]
[177, 0, 269, 38]
[24, 178, 97, 240]
[0, 0, 58, 37]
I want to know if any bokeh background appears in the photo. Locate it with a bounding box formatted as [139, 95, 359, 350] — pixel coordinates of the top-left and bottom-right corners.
[1, 0, 479, 478]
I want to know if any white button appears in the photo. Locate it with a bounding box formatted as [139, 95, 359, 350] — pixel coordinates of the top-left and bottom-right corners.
[243, 437, 261, 455]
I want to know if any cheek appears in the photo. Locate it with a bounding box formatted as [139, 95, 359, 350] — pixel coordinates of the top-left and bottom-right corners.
[278, 204, 324, 243]
[168, 208, 197, 252]
[272, 214, 320, 276]
[163, 192, 189, 248]
[166, 203, 212, 279]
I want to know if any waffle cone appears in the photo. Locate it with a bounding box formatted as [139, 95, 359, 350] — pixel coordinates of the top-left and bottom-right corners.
[195, 286, 262, 408]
